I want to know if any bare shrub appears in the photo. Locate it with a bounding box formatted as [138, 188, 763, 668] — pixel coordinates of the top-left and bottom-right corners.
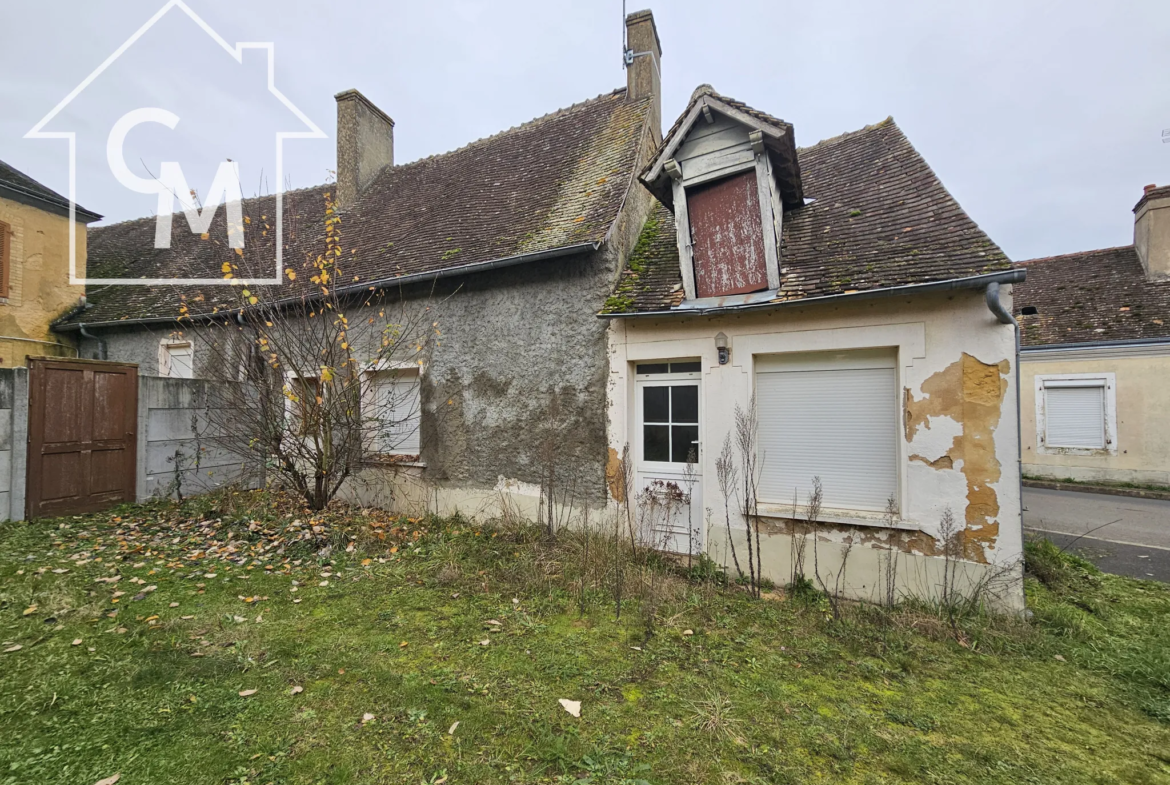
[715, 434, 743, 581]
[733, 400, 763, 598]
[158, 189, 444, 512]
[877, 495, 900, 608]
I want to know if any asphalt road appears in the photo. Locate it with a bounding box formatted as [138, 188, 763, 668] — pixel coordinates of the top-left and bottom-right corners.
[1023, 487, 1170, 582]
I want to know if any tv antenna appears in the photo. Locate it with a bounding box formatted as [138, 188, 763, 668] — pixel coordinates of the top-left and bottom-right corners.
[621, 0, 653, 68]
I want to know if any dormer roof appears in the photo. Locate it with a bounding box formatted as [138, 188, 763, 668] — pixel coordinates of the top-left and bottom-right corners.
[640, 85, 803, 210]
[602, 117, 1013, 315]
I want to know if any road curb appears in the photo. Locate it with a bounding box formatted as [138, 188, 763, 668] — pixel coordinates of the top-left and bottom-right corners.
[1023, 478, 1170, 502]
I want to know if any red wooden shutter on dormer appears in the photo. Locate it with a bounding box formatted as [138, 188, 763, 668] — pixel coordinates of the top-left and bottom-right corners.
[687, 170, 768, 298]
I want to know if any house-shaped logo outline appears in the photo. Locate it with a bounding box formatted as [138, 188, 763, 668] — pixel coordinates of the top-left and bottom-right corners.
[25, 0, 327, 286]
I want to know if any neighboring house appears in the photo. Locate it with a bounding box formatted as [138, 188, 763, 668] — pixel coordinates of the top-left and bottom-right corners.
[1013, 185, 1170, 487]
[0, 160, 100, 365]
[54, 10, 1024, 606]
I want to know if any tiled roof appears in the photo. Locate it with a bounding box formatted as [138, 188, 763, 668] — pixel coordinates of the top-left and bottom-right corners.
[0, 158, 101, 221]
[602, 117, 1011, 314]
[64, 88, 651, 325]
[1013, 246, 1170, 346]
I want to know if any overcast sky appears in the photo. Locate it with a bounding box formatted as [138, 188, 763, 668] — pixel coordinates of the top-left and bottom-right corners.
[2, 0, 1168, 261]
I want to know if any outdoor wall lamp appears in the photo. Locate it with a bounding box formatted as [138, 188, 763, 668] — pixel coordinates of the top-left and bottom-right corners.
[715, 332, 730, 365]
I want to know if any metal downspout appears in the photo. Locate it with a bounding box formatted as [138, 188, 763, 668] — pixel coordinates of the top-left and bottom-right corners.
[984, 281, 1025, 537]
[77, 324, 107, 361]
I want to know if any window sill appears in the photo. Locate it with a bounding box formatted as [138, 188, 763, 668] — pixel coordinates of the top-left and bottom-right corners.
[756, 501, 920, 531]
[363, 454, 425, 469]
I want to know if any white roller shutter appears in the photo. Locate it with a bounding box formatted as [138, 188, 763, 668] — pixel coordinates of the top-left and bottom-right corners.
[1044, 385, 1105, 449]
[370, 372, 421, 454]
[756, 350, 897, 512]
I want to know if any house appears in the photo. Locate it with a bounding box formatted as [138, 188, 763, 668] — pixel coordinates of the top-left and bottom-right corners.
[1012, 185, 1170, 487]
[53, 10, 1024, 606]
[0, 160, 100, 365]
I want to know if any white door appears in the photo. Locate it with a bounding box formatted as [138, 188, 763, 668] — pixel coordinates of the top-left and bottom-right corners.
[634, 361, 703, 554]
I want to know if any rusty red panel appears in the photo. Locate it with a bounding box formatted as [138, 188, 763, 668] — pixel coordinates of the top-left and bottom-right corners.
[687, 169, 769, 298]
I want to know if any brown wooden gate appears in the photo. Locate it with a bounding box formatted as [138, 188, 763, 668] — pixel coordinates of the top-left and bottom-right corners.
[26, 358, 138, 518]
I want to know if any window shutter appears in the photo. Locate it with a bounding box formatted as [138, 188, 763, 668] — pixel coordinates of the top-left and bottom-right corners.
[166, 345, 194, 379]
[1044, 385, 1105, 449]
[0, 220, 10, 299]
[372, 372, 421, 454]
[756, 352, 898, 511]
[687, 170, 768, 297]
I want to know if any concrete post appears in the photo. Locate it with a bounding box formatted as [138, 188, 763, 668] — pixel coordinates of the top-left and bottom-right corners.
[10, 367, 28, 521]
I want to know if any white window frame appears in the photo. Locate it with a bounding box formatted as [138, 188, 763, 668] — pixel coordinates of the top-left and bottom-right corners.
[362, 362, 423, 457]
[158, 339, 194, 379]
[753, 348, 902, 519]
[634, 361, 703, 471]
[1035, 372, 1117, 455]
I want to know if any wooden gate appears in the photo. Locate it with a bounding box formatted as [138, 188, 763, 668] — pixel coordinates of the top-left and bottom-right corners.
[26, 358, 138, 518]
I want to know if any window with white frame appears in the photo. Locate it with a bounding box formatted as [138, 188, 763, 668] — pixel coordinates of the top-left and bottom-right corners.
[159, 340, 194, 378]
[367, 369, 421, 455]
[755, 349, 899, 513]
[1036, 373, 1116, 452]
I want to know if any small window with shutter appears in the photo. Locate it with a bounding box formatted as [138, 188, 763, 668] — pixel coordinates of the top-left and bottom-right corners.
[0, 220, 10, 299]
[755, 349, 899, 512]
[1036, 374, 1116, 453]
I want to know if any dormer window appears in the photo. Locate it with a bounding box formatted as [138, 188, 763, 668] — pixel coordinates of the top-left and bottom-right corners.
[641, 86, 804, 303]
[687, 169, 769, 297]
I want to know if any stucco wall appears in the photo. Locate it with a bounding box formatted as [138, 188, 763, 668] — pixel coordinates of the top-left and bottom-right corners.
[83, 246, 644, 503]
[0, 195, 84, 364]
[1021, 348, 1170, 485]
[606, 287, 1024, 608]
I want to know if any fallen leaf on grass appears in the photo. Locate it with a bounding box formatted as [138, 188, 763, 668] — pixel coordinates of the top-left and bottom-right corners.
[169, 602, 179, 608]
[558, 699, 581, 718]
[4, 645, 22, 653]
[361, 712, 376, 724]
[22, 606, 37, 616]
[478, 639, 490, 646]
[93, 775, 120, 785]
[239, 689, 258, 697]
[399, 641, 409, 648]
[72, 639, 82, 646]
[448, 721, 460, 735]
[1054, 654, 1066, 662]
[291, 685, 303, 695]
[682, 629, 694, 636]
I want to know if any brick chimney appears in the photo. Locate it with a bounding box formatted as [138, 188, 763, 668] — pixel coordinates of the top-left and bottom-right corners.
[334, 89, 394, 210]
[625, 9, 662, 143]
[1134, 183, 1170, 280]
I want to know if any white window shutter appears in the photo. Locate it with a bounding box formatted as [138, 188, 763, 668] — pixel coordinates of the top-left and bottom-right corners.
[756, 352, 898, 512]
[1045, 386, 1105, 449]
[167, 345, 194, 379]
[371, 372, 421, 454]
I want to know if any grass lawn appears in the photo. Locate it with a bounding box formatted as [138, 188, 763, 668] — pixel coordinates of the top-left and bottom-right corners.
[1, 491, 1168, 785]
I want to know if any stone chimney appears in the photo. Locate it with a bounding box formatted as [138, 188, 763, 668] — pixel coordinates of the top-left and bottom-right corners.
[1134, 183, 1170, 280]
[334, 89, 394, 210]
[625, 9, 662, 142]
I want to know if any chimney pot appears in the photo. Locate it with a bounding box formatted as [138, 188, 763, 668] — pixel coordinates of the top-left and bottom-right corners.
[335, 89, 394, 210]
[1145, 183, 1157, 194]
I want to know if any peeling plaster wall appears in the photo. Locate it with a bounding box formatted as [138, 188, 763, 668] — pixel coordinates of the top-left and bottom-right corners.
[1021, 351, 1170, 486]
[606, 287, 1023, 607]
